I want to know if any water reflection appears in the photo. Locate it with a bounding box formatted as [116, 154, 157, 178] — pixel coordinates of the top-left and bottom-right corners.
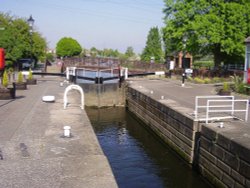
[86, 107, 211, 188]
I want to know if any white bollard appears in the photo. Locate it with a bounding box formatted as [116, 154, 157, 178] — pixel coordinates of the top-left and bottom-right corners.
[161, 96, 164, 100]
[64, 126, 71, 137]
[125, 68, 128, 80]
[219, 122, 224, 128]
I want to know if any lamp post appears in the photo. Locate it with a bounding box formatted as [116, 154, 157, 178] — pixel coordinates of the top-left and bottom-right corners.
[244, 36, 250, 84]
[27, 15, 34, 69]
[27, 15, 34, 34]
[181, 35, 188, 87]
[182, 35, 187, 68]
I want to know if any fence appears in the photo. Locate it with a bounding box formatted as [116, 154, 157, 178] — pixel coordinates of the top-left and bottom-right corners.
[194, 96, 249, 124]
[205, 99, 248, 124]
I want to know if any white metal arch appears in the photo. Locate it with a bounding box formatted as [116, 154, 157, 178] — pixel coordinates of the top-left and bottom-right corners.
[64, 84, 84, 109]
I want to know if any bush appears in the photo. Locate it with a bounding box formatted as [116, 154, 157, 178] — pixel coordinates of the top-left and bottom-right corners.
[212, 77, 221, 83]
[187, 76, 193, 82]
[2, 70, 9, 88]
[193, 77, 205, 84]
[28, 68, 33, 80]
[237, 83, 246, 94]
[17, 71, 23, 83]
[204, 78, 211, 84]
[223, 82, 230, 92]
[193, 61, 214, 69]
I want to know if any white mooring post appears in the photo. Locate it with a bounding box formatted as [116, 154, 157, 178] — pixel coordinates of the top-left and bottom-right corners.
[124, 67, 128, 80]
[64, 126, 71, 137]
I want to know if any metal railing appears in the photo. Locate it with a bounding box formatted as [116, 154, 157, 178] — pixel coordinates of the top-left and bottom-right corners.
[195, 96, 235, 119]
[205, 99, 249, 124]
[194, 96, 249, 124]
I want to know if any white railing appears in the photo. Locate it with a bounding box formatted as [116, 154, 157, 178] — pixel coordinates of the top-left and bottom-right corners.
[195, 96, 235, 119]
[227, 64, 244, 70]
[76, 68, 99, 77]
[66, 67, 77, 80]
[99, 68, 115, 77]
[120, 67, 128, 79]
[205, 99, 249, 124]
[195, 96, 249, 124]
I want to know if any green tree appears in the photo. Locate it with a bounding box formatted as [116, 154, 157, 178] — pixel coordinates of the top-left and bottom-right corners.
[0, 13, 47, 65]
[90, 47, 99, 57]
[32, 32, 47, 63]
[125, 46, 135, 58]
[46, 52, 55, 62]
[141, 27, 163, 63]
[56, 37, 82, 58]
[163, 0, 250, 67]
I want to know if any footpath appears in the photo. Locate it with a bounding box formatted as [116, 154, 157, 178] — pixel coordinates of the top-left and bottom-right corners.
[0, 76, 117, 188]
[127, 77, 250, 124]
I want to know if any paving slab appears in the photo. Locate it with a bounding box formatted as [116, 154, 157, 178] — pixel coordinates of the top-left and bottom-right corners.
[0, 77, 118, 188]
[127, 77, 250, 125]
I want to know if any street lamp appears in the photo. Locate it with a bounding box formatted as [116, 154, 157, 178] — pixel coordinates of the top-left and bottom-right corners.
[27, 15, 35, 70]
[27, 15, 34, 33]
[244, 36, 250, 84]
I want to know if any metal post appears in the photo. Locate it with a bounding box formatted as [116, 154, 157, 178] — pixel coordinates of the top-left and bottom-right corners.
[195, 96, 198, 119]
[182, 73, 185, 87]
[246, 101, 249, 122]
[206, 100, 209, 124]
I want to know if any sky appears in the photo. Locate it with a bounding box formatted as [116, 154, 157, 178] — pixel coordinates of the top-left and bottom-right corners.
[0, 0, 165, 53]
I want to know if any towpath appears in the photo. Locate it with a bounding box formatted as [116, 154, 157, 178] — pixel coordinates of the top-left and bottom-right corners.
[127, 77, 250, 124]
[0, 76, 117, 188]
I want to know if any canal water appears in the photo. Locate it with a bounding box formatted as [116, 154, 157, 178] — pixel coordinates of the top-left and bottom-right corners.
[86, 107, 211, 188]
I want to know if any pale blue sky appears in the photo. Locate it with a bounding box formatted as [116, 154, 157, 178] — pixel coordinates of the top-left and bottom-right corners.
[1, 0, 165, 53]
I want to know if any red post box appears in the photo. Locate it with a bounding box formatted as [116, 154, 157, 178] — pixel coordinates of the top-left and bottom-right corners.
[0, 48, 5, 70]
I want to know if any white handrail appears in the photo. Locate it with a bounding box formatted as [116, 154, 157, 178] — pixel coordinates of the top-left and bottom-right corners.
[195, 96, 234, 119]
[64, 84, 84, 110]
[205, 99, 248, 124]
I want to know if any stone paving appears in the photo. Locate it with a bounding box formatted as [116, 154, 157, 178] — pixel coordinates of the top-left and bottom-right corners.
[0, 76, 117, 188]
[127, 77, 250, 124]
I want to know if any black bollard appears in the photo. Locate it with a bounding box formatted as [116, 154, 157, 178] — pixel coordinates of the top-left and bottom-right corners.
[182, 73, 186, 87]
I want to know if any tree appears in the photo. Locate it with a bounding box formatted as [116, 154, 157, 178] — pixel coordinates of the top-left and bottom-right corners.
[56, 37, 82, 58]
[32, 32, 47, 63]
[0, 13, 47, 66]
[141, 27, 163, 63]
[163, 0, 250, 67]
[125, 46, 135, 58]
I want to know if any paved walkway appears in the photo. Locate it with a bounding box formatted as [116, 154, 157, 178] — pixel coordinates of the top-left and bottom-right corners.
[127, 77, 250, 124]
[0, 77, 117, 188]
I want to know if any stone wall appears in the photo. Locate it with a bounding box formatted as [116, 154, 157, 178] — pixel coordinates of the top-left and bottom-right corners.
[199, 123, 250, 188]
[79, 83, 125, 107]
[126, 86, 250, 188]
[126, 87, 200, 163]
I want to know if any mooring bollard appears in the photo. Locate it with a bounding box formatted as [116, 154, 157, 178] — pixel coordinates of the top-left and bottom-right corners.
[182, 73, 186, 87]
[64, 126, 71, 137]
[219, 122, 224, 128]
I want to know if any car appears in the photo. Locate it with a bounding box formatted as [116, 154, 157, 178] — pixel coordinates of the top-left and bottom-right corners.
[18, 59, 35, 70]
